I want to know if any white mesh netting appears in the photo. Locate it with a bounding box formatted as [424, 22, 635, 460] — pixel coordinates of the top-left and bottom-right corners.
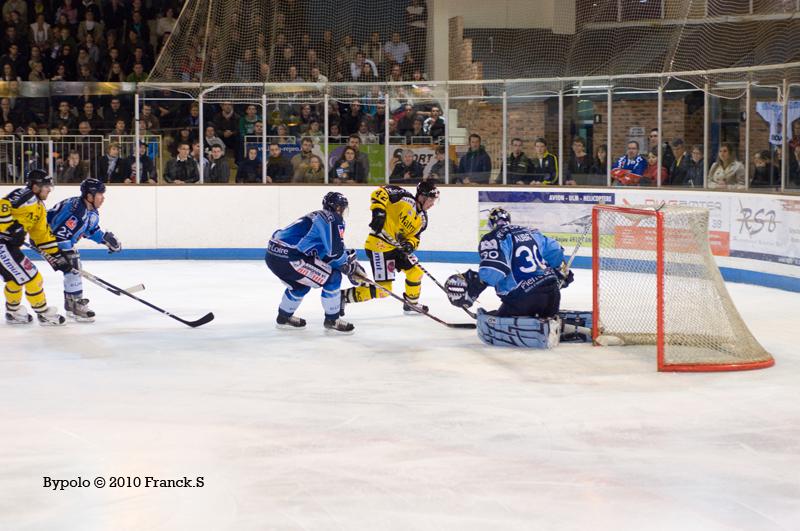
[593, 205, 774, 371]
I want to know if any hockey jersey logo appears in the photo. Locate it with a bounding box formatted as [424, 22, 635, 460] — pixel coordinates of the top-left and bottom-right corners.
[65, 216, 78, 230]
[21, 257, 34, 271]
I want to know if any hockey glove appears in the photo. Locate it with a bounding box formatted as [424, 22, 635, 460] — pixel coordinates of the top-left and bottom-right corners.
[557, 269, 574, 289]
[397, 238, 415, 255]
[369, 208, 387, 233]
[0, 222, 25, 246]
[445, 269, 486, 308]
[340, 250, 368, 286]
[49, 250, 73, 273]
[102, 232, 122, 253]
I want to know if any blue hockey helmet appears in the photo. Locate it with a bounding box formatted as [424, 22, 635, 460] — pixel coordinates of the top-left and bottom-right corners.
[488, 207, 511, 230]
[80, 178, 106, 198]
[322, 191, 349, 214]
[25, 169, 53, 188]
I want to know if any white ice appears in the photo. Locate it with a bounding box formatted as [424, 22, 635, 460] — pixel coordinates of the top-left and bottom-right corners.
[1, 260, 799, 531]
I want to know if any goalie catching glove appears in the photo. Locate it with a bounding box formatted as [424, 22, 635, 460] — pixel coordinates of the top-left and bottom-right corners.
[445, 269, 487, 308]
[340, 249, 367, 286]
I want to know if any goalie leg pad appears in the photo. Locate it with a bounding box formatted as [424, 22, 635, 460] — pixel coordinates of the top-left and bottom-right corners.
[558, 310, 593, 343]
[477, 308, 561, 349]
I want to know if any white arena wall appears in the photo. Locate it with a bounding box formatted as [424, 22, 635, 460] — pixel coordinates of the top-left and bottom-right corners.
[2, 185, 799, 292]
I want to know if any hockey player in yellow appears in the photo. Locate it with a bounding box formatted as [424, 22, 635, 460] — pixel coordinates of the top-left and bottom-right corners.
[341, 181, 439, 314]
[1, 170, 71, 325]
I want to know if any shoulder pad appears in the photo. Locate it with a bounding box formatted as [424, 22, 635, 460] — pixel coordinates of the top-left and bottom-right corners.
[384, 185, 414, 203]
[7, 187, 35, 208]
[313, 209, 335, 223]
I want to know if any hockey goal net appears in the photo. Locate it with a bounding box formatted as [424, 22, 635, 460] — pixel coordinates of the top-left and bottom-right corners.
[592, 204, 774, 372]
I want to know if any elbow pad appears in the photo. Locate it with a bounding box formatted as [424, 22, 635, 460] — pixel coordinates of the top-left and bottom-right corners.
[369, 208, 387, 233]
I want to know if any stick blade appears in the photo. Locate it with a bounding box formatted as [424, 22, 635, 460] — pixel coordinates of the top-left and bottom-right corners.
[449, 323, 477, 329]
[183, 312, 215, 328]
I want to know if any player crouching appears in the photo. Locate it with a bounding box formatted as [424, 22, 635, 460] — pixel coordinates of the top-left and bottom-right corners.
[266, 192, 366, 334]
[445, 207, 574, 348]
[1, 170, 72, 325]
[47, 178, 122, 322]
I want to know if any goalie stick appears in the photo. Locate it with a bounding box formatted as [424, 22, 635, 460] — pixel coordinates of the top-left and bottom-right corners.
[26, 244, 214, 328]
[353, 274, 476, 329]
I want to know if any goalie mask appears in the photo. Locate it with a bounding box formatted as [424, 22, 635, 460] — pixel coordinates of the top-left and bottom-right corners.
[488, 207, 511, 230]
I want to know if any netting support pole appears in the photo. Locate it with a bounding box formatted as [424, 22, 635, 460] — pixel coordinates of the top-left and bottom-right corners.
[744, 80, 751, 190]
[703, 83, 710, 188]
[262, 93, 268, 184]
[47, 138, 54, 179]
[657, 84, 663, 187]
[198, 91, 205, 184]
[134, 91, 140, 183]
[558, 90, 564, 186]
[606, 87, 612, 187]
[444, 91, 450, 185]
[781, 78, 789, 192]
[502, 90, 508, 185]
[383, 92, 389, 185]
[324, 93, 330, 184]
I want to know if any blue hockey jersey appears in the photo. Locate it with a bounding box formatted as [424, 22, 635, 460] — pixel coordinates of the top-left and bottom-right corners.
[478, 224, 564, 296]
[47, 197, 106, 250]
[269, 210, 348, 269]
[613, 154, 647, 175]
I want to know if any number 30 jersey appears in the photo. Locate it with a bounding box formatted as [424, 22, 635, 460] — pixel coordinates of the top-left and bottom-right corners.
[478, 224, 564, 296]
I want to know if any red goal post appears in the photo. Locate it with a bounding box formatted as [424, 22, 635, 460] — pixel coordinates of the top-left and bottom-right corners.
[592, 204, 774, 372]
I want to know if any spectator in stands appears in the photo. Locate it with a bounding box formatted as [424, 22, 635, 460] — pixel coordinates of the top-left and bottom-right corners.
[422, 105, 445, 141]
[78, 101, 101, 131]
[206, 145, 230, 184]
[349, 51, 377, 82]
[648, 128, 675, 178]
[751, 150, 779, 188]
[428, 145, 454, 181]
[457, 133, 492, 184]
[165, 142, 199, 184]
[339, 34, 359, 64]
[406, 0, 427, 66]
[708, 143, 745, 189]
[642, 149, 667, 186]
[112, 119, 127, 136]
[301, 49, 326, 80]
[290, 137, 315, 175]
[789, 120, 800, 150]
[238, 104, 260, 147]
[30, 14, 52, 54]
[126, 62, 147, 82]
[667, 138, 691, 186]
[387, 62, 403, 82]
[294, 154, 324, 183]
[95, 142, 131, 184]
[56, 150, 86, 183]
[357, 120, 378, 144]
[328, 122, 342, 141]
[139, 103, 159, 132]
[593, 144, 608, 176]
[50, 62, 68, 81]
[565, 137, 592, 185]
[405, 117, 425, 144]
[266, 142, 292, 183]
[203, 125, 226, 156]
[683, 145, 704, 187]
[529, 138, 558, 185]
[237, 147, 262, 183]
[306, 120, 323, 144]
[390, 149, 423, 183]
[790, 144, 800, 187]
[285, 65, 303, 83]
[156, 7, 177, 41]
[274, 45, 293, 80]
[0, 98, 17, 125]
[129, 141, 157, 184]
[51, 100, 75, 132]
[330, 51, 348, 82]
[77, 10, 104, 44]
[384, 32, 412, 69]
[308, 65, 327, 83]
[347, 134, 371, 180]
[101, 97, 129, 132]
[318, 29, 335, 71]
[507, 137, 531, 184]
[614, 141, 647, 176]
[329, 146, 365, 184]
[340, 100, 364, 137]
[28, 61, 45, 80]
[275, 124, 292, 144]
[363, 31, 385, 76]
[191, 141, 208, 178]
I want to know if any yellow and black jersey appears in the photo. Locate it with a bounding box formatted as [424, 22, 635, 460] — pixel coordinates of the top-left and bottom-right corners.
[0, 187, 59, 254]
[365, 185, 428, 253]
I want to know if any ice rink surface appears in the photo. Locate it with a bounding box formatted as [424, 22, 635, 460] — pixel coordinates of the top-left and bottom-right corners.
[2, 260, 799, 531]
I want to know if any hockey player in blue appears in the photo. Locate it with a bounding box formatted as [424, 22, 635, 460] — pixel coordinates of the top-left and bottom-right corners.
[47, 178, 122, 321]
[266, 192, 366, 333]
[445, 207, 574, 348]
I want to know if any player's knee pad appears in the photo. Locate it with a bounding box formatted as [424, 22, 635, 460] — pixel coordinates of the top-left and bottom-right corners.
[405, 265, 423, 284]
[477, 308, 561, 349]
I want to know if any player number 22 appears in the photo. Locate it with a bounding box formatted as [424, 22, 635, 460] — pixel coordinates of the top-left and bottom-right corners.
[515, 244, 546, 273]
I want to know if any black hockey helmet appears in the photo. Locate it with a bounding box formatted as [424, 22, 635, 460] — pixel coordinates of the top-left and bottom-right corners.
[488, 207, 511, 230]
[322, 191, 349, 214]
[416, 180, 439, 200]
[80, 178, 106, 198]
[25, 169, 53, 188]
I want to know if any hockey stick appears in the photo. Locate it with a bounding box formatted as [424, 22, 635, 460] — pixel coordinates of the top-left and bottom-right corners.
[26, 244, 214, 328]
[123, 283, 145, 294]
[559, 218, 593, 288]
[378, 234, 478, 319]
[353, 274, 476, 329]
